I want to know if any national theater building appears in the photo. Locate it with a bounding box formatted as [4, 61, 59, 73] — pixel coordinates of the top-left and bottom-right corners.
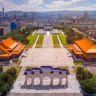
[70, 37, 96, 62]
[0, 37, 25, 61]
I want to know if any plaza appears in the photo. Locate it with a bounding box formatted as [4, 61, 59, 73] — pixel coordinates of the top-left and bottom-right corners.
[20, 48, 73, 67]
[9, 29, 82, 96]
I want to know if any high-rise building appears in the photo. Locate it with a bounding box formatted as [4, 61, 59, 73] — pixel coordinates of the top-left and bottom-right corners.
[10, 21, 17, 30]
[2, 6, 5, 19]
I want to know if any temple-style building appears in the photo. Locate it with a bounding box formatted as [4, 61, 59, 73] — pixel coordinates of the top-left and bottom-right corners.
[0, 37, 25, 61]
[70, 37, 96, 62]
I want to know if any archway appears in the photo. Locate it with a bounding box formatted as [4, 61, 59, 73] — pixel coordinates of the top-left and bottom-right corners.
[53, 77, 60, 86]
[34, 77, 40, 86]
[27, 78, 32, 86]
[42, 76, 51, 86]
[62, 78, 66, 86]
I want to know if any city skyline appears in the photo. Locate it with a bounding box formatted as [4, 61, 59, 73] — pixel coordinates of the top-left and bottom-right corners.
[0, 0, 96, 12]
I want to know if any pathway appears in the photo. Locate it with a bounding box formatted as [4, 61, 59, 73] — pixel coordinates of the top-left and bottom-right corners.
[57, 35, 63, 48]
[32, 35, 39, 48]
[42, 35, 53, 48]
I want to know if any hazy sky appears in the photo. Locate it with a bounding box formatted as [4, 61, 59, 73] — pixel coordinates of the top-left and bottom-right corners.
[0, 0, 96, 12]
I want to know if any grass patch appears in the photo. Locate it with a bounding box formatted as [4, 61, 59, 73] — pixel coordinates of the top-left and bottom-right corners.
[35, 35, 44, 48]
[52, 35, 59, 44]
[52, 35, 60, 48]
[58, 66, 68, 70]
[59, 33, 67, 45]
[54, 44, 60, 48]
[27, 34, 38, 46]
[35, 44, 42, 48]
[26, 66, 38, 70]
[36, 35, 44, 44]
[74, 61, 83, 65]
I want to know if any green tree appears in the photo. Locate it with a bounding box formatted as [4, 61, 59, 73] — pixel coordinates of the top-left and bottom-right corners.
[82, 77, 96, 94]
[7, 68, 17, 79]
[0, 83, 9, 96]
[1, 73, 14, 85]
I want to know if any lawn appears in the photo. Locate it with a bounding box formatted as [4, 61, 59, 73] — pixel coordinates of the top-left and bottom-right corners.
[52, 35, 60, 48]
[27, 34, 38, 46]
[36, 35, 44, 44]
[59, 33, 67, 45]
[35, 35, 44, 48]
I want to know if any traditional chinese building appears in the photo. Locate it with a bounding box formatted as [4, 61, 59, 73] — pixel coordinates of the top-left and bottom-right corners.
[0, 37, 25, 61]
[70, 37, 96, 62]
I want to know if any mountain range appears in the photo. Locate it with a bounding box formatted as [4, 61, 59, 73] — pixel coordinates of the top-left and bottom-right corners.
[0, 10, 96, 17]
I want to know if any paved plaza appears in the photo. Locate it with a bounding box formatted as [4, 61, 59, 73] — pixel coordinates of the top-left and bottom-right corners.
[42, 34, 53, 48]
[9, 30, 82, 96]
[20, 48, 74, 67]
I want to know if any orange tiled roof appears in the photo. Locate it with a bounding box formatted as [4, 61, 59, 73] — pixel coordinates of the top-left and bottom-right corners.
[74, 37, 96, 54]
[0, 37, 25, 57]
[70, 44, 82, 55]
[0, 45, 11, 57]
[12, 44, 25, 55]
[1, 37, 18, 50]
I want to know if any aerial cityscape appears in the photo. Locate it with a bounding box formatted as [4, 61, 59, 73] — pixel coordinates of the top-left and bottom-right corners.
[0, 0, 96, 96]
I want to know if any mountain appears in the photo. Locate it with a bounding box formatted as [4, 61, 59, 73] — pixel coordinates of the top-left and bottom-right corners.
[1, 10, 96, 17]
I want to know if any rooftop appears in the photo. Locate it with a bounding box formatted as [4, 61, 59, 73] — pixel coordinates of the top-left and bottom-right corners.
[74, 37, 96, 54]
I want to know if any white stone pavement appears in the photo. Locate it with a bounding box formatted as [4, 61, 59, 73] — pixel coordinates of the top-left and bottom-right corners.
[20, 48, 74, 67]
[42, 35, 53, 48]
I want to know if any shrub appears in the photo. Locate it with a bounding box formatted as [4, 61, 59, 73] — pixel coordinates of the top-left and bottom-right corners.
[76, 67, 92, 80]
[82, 77, 96, 94]
[0, 83, 9, 96]
[1, 73, 14, 86]
[0, 66, 3, 73]
[6, 68, 17, 79]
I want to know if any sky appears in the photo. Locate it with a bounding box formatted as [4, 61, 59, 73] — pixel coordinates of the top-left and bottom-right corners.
[0, 0, 96, 12]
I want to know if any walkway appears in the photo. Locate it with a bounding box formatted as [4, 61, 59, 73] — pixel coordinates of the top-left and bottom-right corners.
[32, 35, 39, 48]
[42, 35, 53, 48]
[57, 35, 63, 48]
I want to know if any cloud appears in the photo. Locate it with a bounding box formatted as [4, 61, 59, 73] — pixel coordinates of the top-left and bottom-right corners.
[0, 0, 96, 11]
[44, 0, 83, 11]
